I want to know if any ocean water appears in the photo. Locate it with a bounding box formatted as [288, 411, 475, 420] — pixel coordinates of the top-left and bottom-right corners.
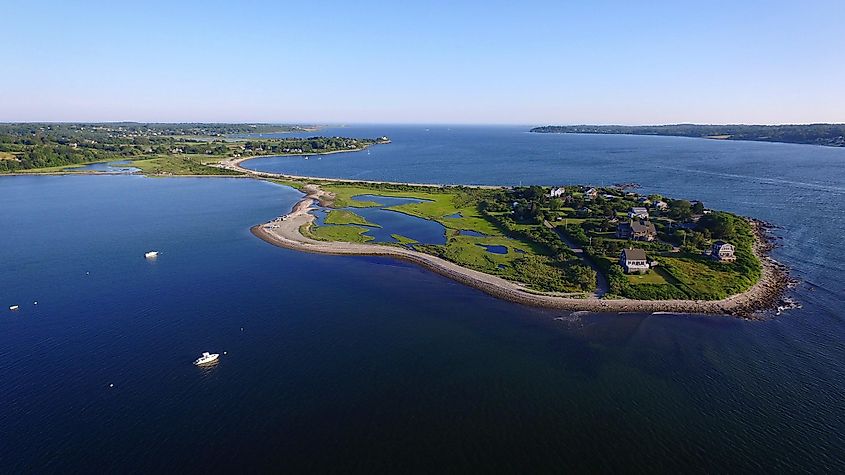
[1, 127, 844, 472]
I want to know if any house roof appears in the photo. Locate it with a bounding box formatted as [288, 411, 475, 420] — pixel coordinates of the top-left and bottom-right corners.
[622, 248, 647, 261]
[630, 220, 656, 234]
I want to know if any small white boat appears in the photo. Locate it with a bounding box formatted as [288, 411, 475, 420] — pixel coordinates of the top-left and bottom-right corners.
[144, 251, 159, 259]
[193, 352, 219, 366]
[9, 305, 19, 311]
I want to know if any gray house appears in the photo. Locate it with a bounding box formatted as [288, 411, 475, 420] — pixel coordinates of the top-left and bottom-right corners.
[620, 248, 649, 274]
[617, 220, 657, 241]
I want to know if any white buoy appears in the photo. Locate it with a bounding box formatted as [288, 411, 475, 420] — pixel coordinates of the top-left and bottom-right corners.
[109, 383, 114, 388]
[33, 301, 38, 305]
[223, 351, 227, 355]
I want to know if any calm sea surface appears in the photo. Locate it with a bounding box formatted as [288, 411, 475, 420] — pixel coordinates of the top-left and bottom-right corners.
[1, 126, 843, 472]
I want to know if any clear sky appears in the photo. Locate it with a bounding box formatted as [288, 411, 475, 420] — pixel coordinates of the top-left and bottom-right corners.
[3, 0, 844, 124]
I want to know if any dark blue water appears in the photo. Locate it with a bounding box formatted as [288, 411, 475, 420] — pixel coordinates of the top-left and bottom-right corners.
[478, 244, 508, 254]
[2, 127, 845, 472]
[314, 194, 447, 244]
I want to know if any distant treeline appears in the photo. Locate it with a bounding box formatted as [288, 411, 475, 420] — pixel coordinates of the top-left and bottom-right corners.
[0, 123, 381, 172]
[0, 122, 311, 139]
[530, 124, 845, 147]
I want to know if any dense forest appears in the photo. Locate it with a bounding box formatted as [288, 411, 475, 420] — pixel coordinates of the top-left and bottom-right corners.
[530, 124, 845, 147]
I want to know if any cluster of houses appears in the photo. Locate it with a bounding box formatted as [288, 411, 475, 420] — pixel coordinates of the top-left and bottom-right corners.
[546, 186, 738, 275]
[617, 206, 658, 242]
[619, 241, 736, 274]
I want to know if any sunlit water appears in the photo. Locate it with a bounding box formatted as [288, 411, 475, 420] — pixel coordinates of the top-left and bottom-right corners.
[1, 126, 843, 472]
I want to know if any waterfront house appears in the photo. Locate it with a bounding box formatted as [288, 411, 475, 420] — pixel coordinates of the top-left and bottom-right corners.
[584, 187, 598, 199]
[549, 187, 566, 198]
[620, 248, 650, 274]
[655, 200, 669, 211]
[617, 220, 657, 241]
[711, 241, 737, 262]
[628, 207, 650, 220]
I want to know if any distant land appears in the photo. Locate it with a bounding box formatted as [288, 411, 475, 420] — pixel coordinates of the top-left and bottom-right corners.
[0, 122, 391, 173]
[530, 124, 845, 147]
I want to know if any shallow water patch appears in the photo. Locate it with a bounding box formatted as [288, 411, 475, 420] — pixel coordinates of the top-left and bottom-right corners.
[478, 244, 508, 254]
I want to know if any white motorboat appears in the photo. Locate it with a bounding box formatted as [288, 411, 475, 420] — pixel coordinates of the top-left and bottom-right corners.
[193, 352, 219, 366]
[9, 305, 19, 311]
[144, 251, 159, 259]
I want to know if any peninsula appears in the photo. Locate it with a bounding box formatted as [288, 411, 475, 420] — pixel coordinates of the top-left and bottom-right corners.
[220, 157, 788, 318]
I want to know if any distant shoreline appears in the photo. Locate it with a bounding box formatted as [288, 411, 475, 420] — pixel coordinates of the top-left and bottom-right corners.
[529, 124, 845, 148]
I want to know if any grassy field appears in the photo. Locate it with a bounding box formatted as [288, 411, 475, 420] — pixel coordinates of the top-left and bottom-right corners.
[125, 155, 242, 176]
[627, 269, 670, 285]
[390, 234, 418, 245]
[320, 184, 431, 208]
[306, 183, 589, 293]
[303, 223, 374, 243]
[12, 162, 90, 173]
[0, 151, 17, 160]
[658, 254, 758, 300]
[324, 210, 380, 227]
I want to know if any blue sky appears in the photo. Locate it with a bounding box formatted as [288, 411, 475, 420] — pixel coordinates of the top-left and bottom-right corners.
[3, 0, 843, 124]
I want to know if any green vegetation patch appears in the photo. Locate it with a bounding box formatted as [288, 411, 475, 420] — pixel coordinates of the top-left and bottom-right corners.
[390, 234, 418, 245]
[626, 269, 670, 285]
[324, 210, 380, 227]
[126, 155, 243, 176]
[304, 223, 374, 243]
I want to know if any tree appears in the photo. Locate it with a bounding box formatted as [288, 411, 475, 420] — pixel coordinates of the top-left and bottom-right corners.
[669, 199, 692, 220]
[697, 212, 737, 240]
[569, 265, 597, 291]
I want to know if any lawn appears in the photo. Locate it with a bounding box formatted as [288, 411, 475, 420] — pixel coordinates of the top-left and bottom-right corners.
[627, 269, 670, 285]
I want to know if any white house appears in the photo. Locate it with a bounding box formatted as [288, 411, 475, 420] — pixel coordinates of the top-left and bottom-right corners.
[620, 248, 650, 274]
[711, 241, 736, 262]
[654, 200, 669, 211]
[628, 207, 650, 220]
[584, 187, 598, 199]
[549, 187, 566, 198]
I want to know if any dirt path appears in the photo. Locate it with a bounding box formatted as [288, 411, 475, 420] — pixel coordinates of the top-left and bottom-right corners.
[544, 220, 610, 297]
